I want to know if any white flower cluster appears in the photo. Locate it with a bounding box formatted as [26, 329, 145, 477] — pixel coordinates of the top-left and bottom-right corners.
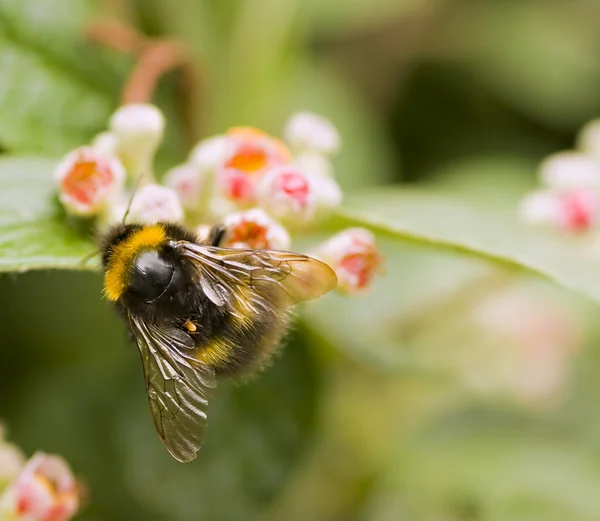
[54, 105, 382, 293]
[0, 428, 80, 521]
[519, 119, 600, 232]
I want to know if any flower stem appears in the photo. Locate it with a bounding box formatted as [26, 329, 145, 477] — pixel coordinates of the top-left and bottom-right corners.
[120, 40, 188, 104]
[85, 20, 204, 142]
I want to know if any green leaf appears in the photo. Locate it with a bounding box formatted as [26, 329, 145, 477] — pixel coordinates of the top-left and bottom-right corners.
[0, 156, 95, 272]
[0, 0, 127, 154]
[302, 185, 600, 370]
[334, 188, 600, 304]
[4, 156, 600, 312]
[302, 238, 491, 370]
[365, 420, 600, 521]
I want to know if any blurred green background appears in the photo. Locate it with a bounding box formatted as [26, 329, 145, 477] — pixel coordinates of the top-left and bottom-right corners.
[3, 0, 600, 520]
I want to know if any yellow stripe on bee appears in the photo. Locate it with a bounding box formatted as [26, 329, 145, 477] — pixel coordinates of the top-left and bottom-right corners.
[104, 225, 167, 302]
[196, 337, 235, 368]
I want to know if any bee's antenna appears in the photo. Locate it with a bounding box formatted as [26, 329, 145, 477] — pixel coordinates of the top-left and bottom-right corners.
[122, 172, 145, 224]
[209, 224, 227, 247]
[79, 249, 100, 267]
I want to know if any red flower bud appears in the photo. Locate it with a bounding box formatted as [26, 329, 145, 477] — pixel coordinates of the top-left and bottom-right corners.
[313, 228, 383, 293]
[0, 453, 80, 521]
[221, 209, 290, 250]
[54, 147, 125, 217]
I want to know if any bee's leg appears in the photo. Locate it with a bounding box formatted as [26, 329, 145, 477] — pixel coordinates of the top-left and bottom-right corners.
[209, 224, 227, 247]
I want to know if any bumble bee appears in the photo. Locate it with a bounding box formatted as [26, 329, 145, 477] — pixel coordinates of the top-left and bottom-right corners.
[99, 221, 336, 462]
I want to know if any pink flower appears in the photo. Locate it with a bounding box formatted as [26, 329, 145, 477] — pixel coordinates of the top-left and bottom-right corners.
[218, 168, 256, 206]
[292, 154, 342, 219]
[306, 174, 342, 219]
[54, 147, 125, 217]
[0, 434, 25, 489]
[313, 228, 383, 293]
[204, 194, 239, 224]
[164, 163, 206, 212]
[294, 152, 333, 178]
[284, 112, 340, 155]
[90, 132, 118, 157]
[556, 189, 599, 231]
[221, 209, 290, 250]
[519, 188, 600, 232]
[519, 190, 561, 227]
[189, 136, 229, 171]
[217, 127, 290, 206]
[256, 166, 317, 226]
[577, 119, 600, 163]
[539, 151, 600, 189]
[126, 184, 184, 224]
[109, 103, 165, 180]
[0, 453, 80, 521]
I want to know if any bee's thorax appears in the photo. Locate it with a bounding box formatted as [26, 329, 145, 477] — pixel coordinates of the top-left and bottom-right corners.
[128, 249, 176, 302]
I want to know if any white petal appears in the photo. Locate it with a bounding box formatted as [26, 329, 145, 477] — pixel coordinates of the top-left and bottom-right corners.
[110, 103, 165, 179]
[539, 151, 600, 189]
[110, 104, 165, 143]
[577, 119, 600, 162]
[90, 131, 119, 156]
[189, 136, 229, 171]
[222, 208, 291, 250]
[164, 163, 206, 211]
[284, 112, 340, 155]
[518, 191, 560, 226]
[127, 184, 184, 224]
[256, 167, 318, 226]
[294, 152, 334, 178]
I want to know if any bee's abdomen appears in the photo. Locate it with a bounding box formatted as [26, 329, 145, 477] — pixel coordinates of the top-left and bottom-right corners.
[193, 300, 290, 376]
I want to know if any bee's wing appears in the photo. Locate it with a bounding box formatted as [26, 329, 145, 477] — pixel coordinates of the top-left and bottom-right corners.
[181, 243, 338, 308]
[129, 314, 217, 462]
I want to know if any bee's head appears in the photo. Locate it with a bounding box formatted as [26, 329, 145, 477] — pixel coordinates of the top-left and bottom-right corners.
[127, 247, 181, 302]
[98, 222, 144, 268]
[100, 221, 201, 303]
[101, 223, 177, 303]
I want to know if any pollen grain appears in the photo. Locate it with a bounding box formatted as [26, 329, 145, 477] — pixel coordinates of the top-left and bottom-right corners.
[185, 319, 197, 333]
